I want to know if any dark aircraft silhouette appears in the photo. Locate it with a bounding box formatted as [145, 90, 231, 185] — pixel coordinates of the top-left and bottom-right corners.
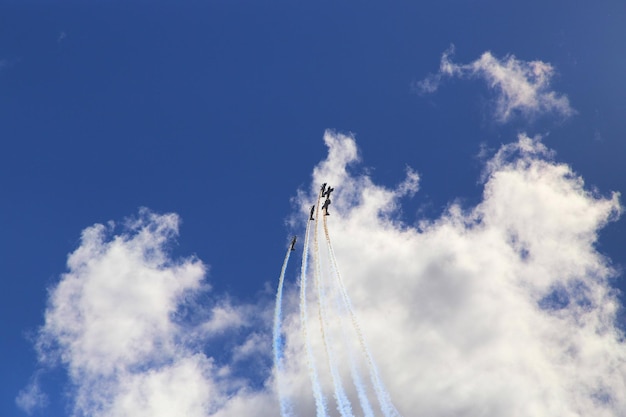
[310, 205, 315, 221]
[323, 186, 335, 199]
[320, 183, 327, 196]
[289, 236, 297, 251]
[322, 198, 331, 216]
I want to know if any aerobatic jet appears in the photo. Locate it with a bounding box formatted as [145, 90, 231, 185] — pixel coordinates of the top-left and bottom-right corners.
[323, 186, 334, 199]
[322, 198, 331, 216]
[289, 236, 297, 251]
[310, 205, 315, 221]
[320, 183, 327, 195]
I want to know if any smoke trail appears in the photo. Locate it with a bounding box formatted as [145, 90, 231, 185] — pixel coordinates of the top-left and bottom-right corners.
[300, 214, 328, 417]
[313, 200, 354, 417]
[273, 245, 293, 417]
[322, 236, 376, 417]
[332, 284, 376, 417]
[348, 352, 375, 417]
[323, 215, 403, 417]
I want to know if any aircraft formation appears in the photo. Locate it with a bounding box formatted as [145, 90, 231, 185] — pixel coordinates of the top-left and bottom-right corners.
[273, 184, 402, 417]
[310, 183, 334, 220]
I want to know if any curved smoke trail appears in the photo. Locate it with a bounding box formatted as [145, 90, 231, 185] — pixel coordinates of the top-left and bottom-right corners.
[347, 349, 375, 417]
[273, 245, 293, 417]
[331, 279, 376, 417]
[323, 238, 376, 417]
[313, 200, 354, 417]
[300, 211, 328, 417]
[323, 215, 403, 417]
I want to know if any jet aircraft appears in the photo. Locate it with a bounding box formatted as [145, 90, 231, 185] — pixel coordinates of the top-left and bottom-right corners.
[289, 236, 297, 251]
[322, 198, 331, 216]
[310, 205, 315, 221]
[323, 186, 334, 199]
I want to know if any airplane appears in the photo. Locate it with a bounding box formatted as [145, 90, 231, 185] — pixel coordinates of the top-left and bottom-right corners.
[309, 205, 315, 221]
[322, 198, 331, 216]
[323, 186, 335, 199]
[289, 236, 297, 251]
[320, 183, 327, 195]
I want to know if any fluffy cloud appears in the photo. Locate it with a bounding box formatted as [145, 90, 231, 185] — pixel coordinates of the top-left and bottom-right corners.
[416, 46, 575, 122]
[15, 374, 48, 415]
[31, 208, 277, 417]
[25, 130, 625, 417]
[287, 130, 624, 417]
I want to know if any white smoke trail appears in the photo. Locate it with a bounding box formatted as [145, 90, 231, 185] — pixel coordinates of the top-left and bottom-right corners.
[332, 284, 376, 417]
[313, 200, 354, 417]
[273, 245, 293, 417]
[321, 228, 376, 417]
[347, 351, 375, 417]
[300, 214, 329, 417]
[323, 215, 402, 417]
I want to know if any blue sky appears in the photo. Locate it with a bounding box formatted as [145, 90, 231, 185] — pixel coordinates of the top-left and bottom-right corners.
[2, 2, 626, 416]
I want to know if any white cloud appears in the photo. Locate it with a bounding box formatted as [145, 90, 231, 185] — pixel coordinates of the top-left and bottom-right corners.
[25, 131, 626, 417]
[232, 332, 269, 363]
[416, 46, 575, 122]
[15, 376, 48, 415]
[31, 208, 277, 417]
[285, 130, 624, 417]
[200, 302, 248, 336]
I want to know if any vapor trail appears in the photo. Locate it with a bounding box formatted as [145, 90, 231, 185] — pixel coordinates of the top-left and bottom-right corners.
[322, 236, 375, 417]
[347, 350, 375, 417]
[300, 210, 328, 417]
[323, 216, 403, 417]
[273, 244, 294, 417]
[331, 282, 376, 417]
[313, 200, 354, 417]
